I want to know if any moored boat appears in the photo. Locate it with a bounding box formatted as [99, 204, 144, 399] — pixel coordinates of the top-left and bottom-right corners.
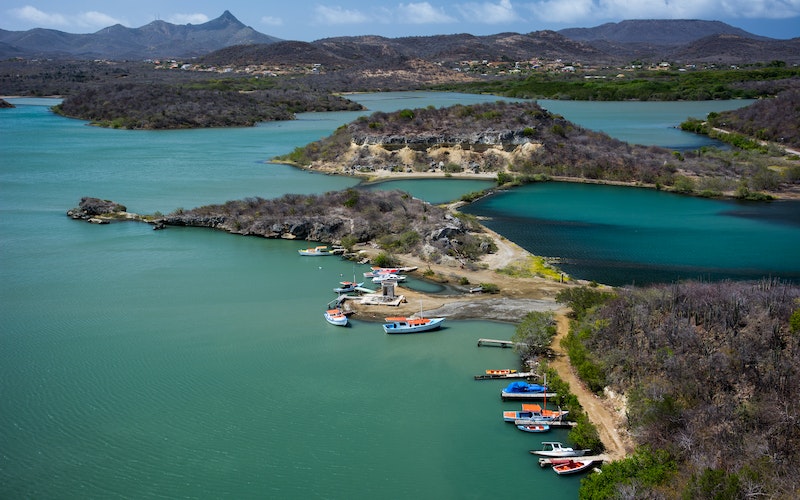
[333, 281, 364, 293]
[503, 404, 568, 422]
[299, 245, 333, 256]
[552, 460, 595, 475]
[529, 442, 590, 458]
[516, 423, 550, 433]
[372, 273, 406, 283]
[486, 369, 517, 375]
[382, 316, 445, 334]
[324, 307, 348, 326]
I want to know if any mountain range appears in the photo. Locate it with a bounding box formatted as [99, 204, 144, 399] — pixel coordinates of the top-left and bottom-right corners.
[1, 11, 798, 65]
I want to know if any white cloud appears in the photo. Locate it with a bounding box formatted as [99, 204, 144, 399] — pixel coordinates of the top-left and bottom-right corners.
[261, 16, 284, 26]
[523, 0, 800, 24]
[457, 0, 521, 24]
[313, 5, 370, 25]
[80, 11, 123, 27]
[397, 2, 458, 24]
[166, 13, 210, 25]
[8, 5, 126, 29]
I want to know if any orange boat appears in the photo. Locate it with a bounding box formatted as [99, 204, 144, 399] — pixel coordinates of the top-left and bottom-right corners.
[485, 369, 517, 375]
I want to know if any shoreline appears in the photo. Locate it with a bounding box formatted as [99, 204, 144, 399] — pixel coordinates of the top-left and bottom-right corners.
[271, 160, 800, 201]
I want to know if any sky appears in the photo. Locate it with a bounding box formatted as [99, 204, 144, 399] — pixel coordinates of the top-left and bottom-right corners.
[3, 1, 799, 41]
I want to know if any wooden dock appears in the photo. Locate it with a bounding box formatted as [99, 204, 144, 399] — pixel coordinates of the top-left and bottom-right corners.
[474, 371, 536, 381]
[514, 418, 576, 428]
[477, 338, 526, 348]
[537, 454, 609, 468]
[501, 391, 558, 401]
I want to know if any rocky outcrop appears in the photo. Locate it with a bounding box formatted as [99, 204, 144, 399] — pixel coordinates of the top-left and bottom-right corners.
[0, 99, 14, 108]
[67, 197, 128, 220]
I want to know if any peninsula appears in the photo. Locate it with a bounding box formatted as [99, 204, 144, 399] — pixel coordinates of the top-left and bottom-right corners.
[276, 100, 800, 200]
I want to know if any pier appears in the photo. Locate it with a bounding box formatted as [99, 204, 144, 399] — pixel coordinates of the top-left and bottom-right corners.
[477, 338, 527, 348]
[474, 371, 537, 381]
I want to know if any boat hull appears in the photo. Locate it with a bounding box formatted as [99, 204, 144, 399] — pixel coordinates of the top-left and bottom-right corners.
[382, 317, 445, 334]
[516, 424, 550, 433]
[324, 309, 348, 326]
[553, 460, 595, 475]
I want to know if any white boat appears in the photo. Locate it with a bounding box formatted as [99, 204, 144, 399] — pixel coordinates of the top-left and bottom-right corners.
[382, 316, 445, 334]
[372, 273, 406, 283]
[299, 245, 333, 256]
[530, 442, 590, 458]
[324, 307, 348, 326]
[516, 424, 550, 433]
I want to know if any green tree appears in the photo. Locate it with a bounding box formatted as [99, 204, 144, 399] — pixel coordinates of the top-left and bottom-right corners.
[512, 311, 556, 356]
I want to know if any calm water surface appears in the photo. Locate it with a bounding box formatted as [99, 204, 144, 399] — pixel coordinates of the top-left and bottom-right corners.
[2, 93, 795, 498]
[1, 94, 579, 499]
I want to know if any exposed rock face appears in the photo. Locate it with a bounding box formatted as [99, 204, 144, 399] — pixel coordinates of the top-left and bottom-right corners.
[0, 99, 14, 108]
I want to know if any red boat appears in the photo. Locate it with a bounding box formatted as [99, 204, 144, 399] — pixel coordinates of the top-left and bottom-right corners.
[553, 460, 595, 475]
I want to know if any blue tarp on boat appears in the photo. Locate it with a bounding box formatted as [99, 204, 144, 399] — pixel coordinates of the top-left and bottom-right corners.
[504, 381, 547, 393]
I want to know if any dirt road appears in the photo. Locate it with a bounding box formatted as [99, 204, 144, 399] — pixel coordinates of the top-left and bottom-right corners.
[551, 311, 634, 461]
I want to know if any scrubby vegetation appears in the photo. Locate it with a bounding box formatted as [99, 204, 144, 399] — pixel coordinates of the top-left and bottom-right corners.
[508, 311, 604, 452]
[52, 81, 363, 129]
[437, 67, 800, 102]
[558, 281, 800, 498]
[159, 189, 495, 263]
[682, 87, 800, 152]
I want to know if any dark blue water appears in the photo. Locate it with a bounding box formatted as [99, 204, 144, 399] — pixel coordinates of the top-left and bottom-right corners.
[462, 183, 800, 286]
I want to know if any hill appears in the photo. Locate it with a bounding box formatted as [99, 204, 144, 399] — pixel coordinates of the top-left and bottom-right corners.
[3, 15, 798, 66]
[0, 11, 280, 60]
[275, 101, 798, 199]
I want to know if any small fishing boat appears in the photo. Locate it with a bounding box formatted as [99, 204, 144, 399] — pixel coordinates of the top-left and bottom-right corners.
[382, 316, 445, 334]
[552, 460, 595, 475]
[333, 281, 364, 293]
[530, 442, 590, 458]
[372, 273, 406, 283]
[486, 369, 517, 375]
[516, 423, 550, 433]
[503, 404, 568, 422]
[363, 267, 399, 278]
[324, 307, 348, 326]
[299, 245, 333, 256]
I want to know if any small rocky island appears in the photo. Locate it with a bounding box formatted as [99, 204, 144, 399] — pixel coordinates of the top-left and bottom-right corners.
[68, 190, 498, 265]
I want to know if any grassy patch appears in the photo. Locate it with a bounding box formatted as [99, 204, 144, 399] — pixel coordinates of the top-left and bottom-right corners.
[497, 255, 566, 281]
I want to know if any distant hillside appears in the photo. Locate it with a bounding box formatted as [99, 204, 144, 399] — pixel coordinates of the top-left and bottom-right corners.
[200, 30, 610, 67]
[667, 34, 800, 64]
[2, 15, 797, 68]
[558, 19, 769, 44]
[557, 19, 800, 64]
[0, 11, 280, 60]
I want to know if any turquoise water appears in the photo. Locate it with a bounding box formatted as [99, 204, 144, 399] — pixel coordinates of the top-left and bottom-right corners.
[537, 99, 755, 149]
[1, 94, 580, 499]
[1, 93, 794, 498]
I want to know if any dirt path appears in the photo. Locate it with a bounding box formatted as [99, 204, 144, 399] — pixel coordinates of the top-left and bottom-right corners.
[550, 311, 634, 461]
